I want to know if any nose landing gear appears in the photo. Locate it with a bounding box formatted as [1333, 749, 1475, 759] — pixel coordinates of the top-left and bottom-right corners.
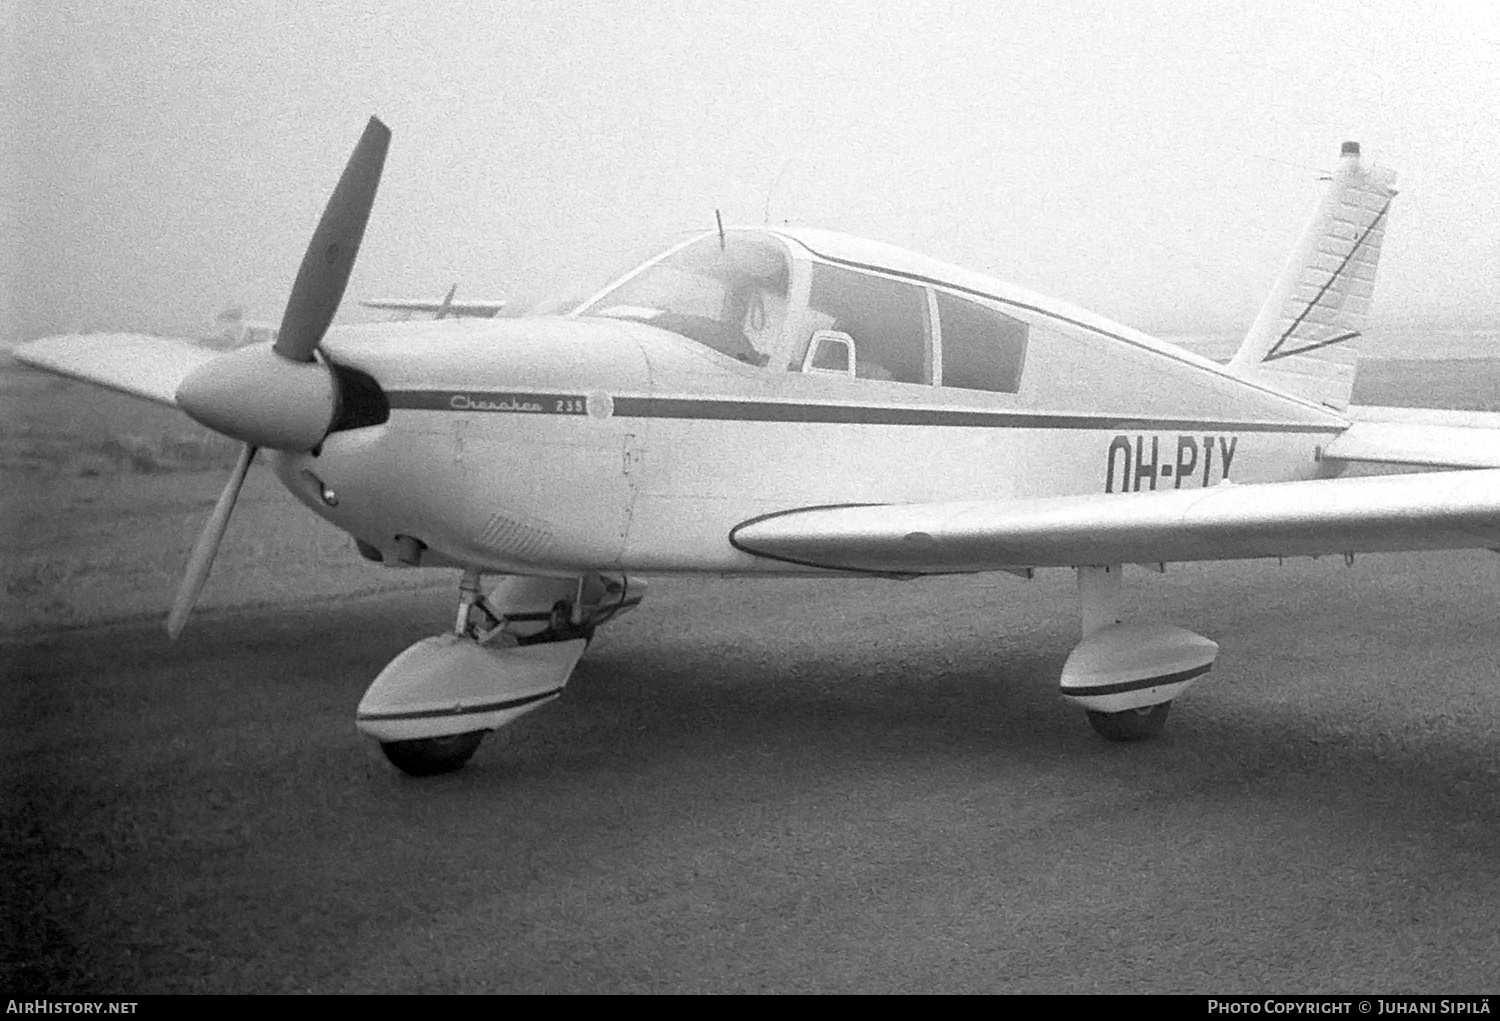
[358, 569, 646, 775]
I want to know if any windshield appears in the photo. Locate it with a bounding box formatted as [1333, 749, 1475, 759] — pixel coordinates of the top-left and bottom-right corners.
[492, 232, 700, 319]
[574, 231, 791, 366]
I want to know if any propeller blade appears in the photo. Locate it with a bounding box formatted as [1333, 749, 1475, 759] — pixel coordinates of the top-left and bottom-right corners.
[274, 116, 391, 363]
[167, 443, 256, 639]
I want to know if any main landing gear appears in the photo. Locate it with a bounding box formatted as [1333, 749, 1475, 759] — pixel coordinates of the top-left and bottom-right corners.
[356, 570, 645, 775]
[1060, 565, 1217, 741]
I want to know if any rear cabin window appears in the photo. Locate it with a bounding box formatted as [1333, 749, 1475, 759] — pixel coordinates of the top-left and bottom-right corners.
[803, 263, 932, 385]
[936, 290, 1028, 393]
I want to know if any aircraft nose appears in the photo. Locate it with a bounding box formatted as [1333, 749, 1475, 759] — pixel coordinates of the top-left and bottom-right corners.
[176, 343, 339, 450]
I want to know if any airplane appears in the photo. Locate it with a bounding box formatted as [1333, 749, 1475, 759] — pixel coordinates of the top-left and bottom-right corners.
[213, 306, 279, 347]
[18, 118, 1500, 778]
[214, 285, 506, 349]
[362, 284, 507, 320]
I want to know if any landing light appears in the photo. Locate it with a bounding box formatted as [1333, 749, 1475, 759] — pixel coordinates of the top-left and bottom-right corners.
[300, 468, 338, 507]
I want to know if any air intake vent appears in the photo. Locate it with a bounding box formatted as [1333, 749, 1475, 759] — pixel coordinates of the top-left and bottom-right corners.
[478, 513, 557, 562]
[328, 362, 390, 432]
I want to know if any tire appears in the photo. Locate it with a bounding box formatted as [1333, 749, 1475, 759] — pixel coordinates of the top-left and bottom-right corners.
[1086, 702, 1171, 742]
[380, 730, 486, 776]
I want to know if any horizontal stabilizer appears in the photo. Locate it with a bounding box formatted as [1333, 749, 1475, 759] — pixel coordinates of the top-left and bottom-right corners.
[11, 333, 223, 408]
[731, 470, 1500, 574]
[1321, 406, 1500, 469]
[1347, 404, 1500, 430]
[1323, 421, 1500, 470]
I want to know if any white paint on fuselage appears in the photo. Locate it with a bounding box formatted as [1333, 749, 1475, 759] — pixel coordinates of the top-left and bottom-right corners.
[276, 235, 1352, 578]
[618, 319, 1345, 572]
[280, 317, 650, 575]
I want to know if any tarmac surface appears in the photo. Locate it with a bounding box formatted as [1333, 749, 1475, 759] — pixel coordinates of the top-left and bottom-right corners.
[7, 559, 1500, 993]
[8, 353, 1500, 991]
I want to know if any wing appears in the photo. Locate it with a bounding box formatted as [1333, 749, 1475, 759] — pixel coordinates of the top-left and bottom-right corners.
[730, 469, 1500, 574]
[12, 333, 223, 408]
[361, 298, 507, 317]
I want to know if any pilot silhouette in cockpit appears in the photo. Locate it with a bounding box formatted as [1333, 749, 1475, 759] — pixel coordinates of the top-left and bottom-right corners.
[724, 262, 789, 367]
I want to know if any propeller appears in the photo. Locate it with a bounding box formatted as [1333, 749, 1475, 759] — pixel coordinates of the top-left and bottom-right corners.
[274, 117, 391, 363]
[167, 116, 391, 637]
[167, 443, 256, 639]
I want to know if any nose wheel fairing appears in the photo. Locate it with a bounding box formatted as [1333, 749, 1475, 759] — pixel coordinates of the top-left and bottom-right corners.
[356, 633, 586, 743]
[357, 572, 645, 758]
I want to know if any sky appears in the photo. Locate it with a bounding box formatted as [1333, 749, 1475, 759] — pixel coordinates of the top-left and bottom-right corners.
[7, 0, 1500, 341]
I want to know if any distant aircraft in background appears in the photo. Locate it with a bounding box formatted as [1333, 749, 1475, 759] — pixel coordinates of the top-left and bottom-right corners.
[213, 306, 279, 348]
[362, 283, 507, 320]
[212, 285, 507, 348]
[21, 121, 1500, 781]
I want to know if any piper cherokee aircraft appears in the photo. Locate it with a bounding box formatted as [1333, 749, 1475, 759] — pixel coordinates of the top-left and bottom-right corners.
[217, 287, 507, 350]
[18, 118, 1500, 777]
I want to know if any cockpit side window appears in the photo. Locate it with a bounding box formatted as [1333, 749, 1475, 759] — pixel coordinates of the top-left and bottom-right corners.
[574, 232, 791, 367]
[798, 263, 932, 384]
[935, 290, 1028, 393]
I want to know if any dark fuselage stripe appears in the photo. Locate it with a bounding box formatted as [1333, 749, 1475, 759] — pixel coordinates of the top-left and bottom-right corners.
[386, 390, 1343, 433]
[388, 390, 588, 414]
[610, 397, 1341, 433]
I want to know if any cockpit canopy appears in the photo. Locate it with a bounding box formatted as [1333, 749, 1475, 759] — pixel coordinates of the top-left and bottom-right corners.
[570, 226, 1029, 396]
[574, 230, 791, 366]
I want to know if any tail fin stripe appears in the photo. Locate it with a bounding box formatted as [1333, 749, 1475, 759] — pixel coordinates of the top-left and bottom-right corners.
[1263, 197, 1392, 362]
[1266, 330, 1361, 362]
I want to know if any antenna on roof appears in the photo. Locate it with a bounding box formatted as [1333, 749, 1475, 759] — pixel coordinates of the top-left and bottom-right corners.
[764, 158, 792, 224]
[715, 209, 726, 250]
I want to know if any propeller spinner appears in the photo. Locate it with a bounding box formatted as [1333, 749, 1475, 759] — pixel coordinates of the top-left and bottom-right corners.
[167, 116, 391, 638]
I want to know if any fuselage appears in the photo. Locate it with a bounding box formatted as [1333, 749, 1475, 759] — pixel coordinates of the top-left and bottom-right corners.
[274, 227, 1350, 578]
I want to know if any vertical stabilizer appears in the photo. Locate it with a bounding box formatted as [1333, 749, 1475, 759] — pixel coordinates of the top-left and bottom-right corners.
[1228, 142, 1398, 409]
